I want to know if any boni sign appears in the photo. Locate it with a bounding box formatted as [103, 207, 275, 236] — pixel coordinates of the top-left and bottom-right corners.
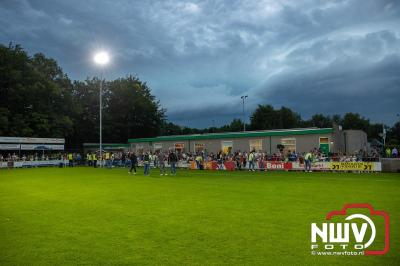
[311, 204, 389, 256]
[264, 162, 292, 170]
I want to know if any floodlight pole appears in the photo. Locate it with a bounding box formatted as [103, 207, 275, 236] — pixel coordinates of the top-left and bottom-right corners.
[99, 70, 103, 167]
[241, 95, 248, 132]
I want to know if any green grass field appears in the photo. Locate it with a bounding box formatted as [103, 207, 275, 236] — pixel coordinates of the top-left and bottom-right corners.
[0, 167, 399, 265]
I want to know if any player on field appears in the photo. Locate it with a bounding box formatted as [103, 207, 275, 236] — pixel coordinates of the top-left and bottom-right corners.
[304, 151, 313, 172]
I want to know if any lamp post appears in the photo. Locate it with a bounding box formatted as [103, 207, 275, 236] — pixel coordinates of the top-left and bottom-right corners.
[241, 95, 248, 132]
[94, 51, 110, 167]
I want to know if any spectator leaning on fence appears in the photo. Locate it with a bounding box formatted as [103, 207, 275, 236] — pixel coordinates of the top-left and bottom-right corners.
[392, 147, 398, 158]
[386, 147, 391, 158]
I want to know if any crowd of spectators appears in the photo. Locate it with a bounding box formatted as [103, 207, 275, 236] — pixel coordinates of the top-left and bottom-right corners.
[1, 146, 393, 166]
[0, 152, 72, 162]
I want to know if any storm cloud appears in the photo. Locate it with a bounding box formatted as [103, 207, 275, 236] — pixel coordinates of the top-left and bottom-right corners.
[1, 0, 399, 127]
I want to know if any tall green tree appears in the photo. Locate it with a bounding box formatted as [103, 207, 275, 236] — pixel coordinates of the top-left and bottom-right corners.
[250, 105, 301, 130]
[103, 76, 165, 142]
[309, 114, 332, 128]
[0, 43, 73, 138]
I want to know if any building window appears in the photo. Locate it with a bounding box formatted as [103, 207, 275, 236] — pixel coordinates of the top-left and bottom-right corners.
[175, 143, 185, 152]
[221, 141, 233, 155]
[153, 143, 162, 151]
[319, 137, 329, 144]
[249, 139, 262, 152]
[281, 138, 296, 153]
[194, 143, 205, 152]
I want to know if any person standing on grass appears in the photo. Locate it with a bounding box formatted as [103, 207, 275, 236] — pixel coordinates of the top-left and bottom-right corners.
[86, 153, 92, 166]
[248, 150, 255, 171]
[158, 151, 167, 176]
[105, 152, 111, 168]
[129, 152, 138, 174]
[168, 150, 178, 175]
[153, 152, 158, 168]
[304, 151, 313, 172]
[143, 151, 151, 176]
[92, 153, 97, 168]
[68, 153, 73, 167]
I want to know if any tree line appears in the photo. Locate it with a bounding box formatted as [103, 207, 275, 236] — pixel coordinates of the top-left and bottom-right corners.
[163, 106, 400, 146]
[1, 43, 399, 149]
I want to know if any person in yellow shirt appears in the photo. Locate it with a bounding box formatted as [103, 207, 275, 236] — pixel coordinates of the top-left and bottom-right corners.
[304, 151, 313, 172]
[68, 153, 73, 167]
[92, 153, 97, 168]
[86, 153, 92, 166]
[385, 147, 391, 158]
[105, 152, 111, 168]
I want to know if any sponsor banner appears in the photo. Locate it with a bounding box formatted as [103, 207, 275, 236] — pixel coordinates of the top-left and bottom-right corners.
[292, 162, 331, 171]
[291, 161, 381, 172]
[0, 162, 9, 168]
[20, 144, 36, 150]
[264, 161, 292, 170]
[190, 161, 218, 170]
[0, 137, 64, 144]
[190, 161, 232, 170]
[138, 161, 189, 168]
[12, 160, 64, 168]
[330, 162, 380, 171]
[20, 144, 64, 150]
[0, 144, 20, 150]
[245, 161, 293, 170]
[176, 162, 189, 168]
[157, 160, 382, 172]
[44, 144, 64, 150]
[223, 161, 236, 171]
[204, 161, 218, 170]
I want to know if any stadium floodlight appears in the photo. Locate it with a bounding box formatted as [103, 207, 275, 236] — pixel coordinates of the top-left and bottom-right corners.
[241, 95, 248, 132]
[94, 51, 110, 65]
[94, 51, 110, 167]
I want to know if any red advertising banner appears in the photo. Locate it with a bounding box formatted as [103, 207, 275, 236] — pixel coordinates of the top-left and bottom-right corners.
[265, 161, 292, 170]
[190, 161, 197, 170]
[204, 161, 218, 170]
[223, 161, 236, 171]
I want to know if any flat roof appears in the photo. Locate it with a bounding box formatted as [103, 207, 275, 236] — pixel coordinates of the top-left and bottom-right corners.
[128, 128, 333, 143]
[0, 137, 65, 144]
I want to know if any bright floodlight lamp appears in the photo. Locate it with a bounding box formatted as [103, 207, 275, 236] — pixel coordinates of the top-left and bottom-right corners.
[94, 51, 110, 65]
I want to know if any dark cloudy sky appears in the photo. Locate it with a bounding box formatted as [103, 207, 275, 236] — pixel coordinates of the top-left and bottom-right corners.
[1, 0, 399, 128]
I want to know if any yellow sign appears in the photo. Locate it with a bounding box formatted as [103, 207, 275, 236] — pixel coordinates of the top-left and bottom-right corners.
[330, 162, 374, 171]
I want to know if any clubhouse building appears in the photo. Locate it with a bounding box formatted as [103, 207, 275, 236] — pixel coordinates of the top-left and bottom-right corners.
[128, 125, 367, 155]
